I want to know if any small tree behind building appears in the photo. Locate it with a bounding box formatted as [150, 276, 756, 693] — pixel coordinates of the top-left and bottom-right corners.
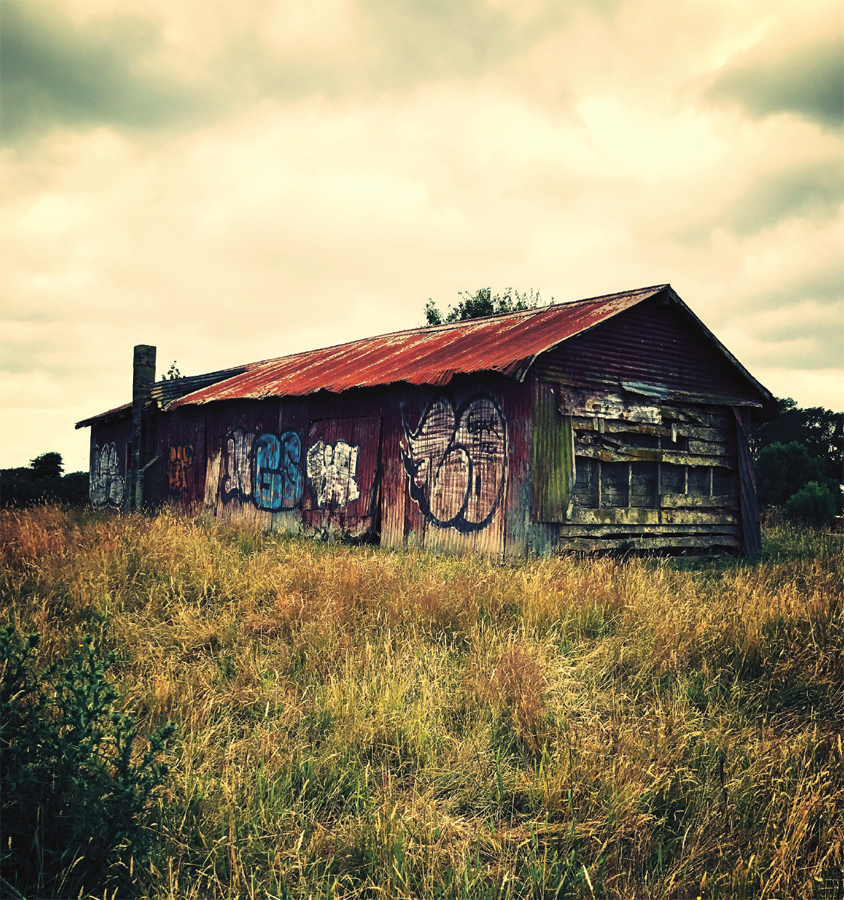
[424, 287, 552, 326]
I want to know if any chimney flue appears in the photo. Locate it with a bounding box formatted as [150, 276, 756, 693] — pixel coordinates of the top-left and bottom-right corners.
[128, 344, 157, 511]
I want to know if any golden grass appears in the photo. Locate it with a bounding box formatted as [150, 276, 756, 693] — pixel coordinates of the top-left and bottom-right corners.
[1, 505, 842, 899]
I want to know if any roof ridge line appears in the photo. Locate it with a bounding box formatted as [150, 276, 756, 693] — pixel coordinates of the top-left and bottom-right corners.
[241, 283, 671, 370]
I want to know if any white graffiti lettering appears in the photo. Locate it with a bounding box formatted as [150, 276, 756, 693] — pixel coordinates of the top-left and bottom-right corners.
[306, 440, 361, 509]
[221, 428, 255, 503]
[90, 443, 124, 509]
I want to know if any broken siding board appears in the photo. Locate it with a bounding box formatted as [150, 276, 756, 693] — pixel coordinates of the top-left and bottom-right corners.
[733, 407, 762, 555]
[576, 430, 730, 457]
[571, 418, 733, 444]
[687, 439, 735, 456]
[569, 508, 661, 526]
[660, 493, 738, 509]
[531, 382, 575, 523]
[568, 507, 739, 526]
[557, 524, 741, 537]
[557, 535, 743, 551]
[660, 406, 734, 427]
[661, 508, 739, 526]
[574, 444, 736, 469]
[548, 373, 761, 410]
[558, 388, 662, 424]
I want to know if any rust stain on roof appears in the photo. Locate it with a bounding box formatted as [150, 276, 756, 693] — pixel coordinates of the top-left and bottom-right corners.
[168, 285, 667, 409]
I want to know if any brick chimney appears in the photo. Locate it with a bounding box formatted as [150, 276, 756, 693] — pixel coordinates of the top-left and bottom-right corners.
[127, 345, 156, 511]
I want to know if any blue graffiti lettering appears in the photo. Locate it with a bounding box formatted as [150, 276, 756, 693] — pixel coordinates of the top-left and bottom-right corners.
[254, 431, 304, 511]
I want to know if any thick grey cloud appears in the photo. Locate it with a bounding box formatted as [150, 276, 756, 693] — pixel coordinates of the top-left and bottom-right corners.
[0, 1, 608, 146]
[1, 0, 842, 472]
[706, 23, 844, 128]
[0, 2, 209, 143]
[754, 316, 844, 369]
[724, 157, 842, 236]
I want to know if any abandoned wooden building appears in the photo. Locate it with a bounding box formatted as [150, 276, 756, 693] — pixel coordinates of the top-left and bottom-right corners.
[76, 284, 776, 557]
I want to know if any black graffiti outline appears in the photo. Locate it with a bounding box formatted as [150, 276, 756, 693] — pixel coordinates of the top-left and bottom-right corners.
[220, 427, 255, 505]
[401, 392, 508, 533]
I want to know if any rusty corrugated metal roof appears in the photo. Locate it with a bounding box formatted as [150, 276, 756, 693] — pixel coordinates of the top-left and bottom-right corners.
[150, 366, 248, 406]
[75, 401, 132, 429]
[168, 285, 667, 409]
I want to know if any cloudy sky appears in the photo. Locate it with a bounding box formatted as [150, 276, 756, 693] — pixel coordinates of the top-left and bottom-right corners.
[1, 0, 842, 473]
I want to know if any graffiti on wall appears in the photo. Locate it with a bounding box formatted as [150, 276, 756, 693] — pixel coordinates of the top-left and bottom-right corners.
[90, 443, 124, 509]
[221, 428, 255, 504]
[402, 394, 507, 532]
[168, 444, 195, 496]
[306, 440, 361, 509]
[220, 427, 306, 511]
[255, 432, 305, 511]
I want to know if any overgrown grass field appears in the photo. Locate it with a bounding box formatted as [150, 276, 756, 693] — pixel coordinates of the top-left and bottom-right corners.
[1, 506, 842, 899]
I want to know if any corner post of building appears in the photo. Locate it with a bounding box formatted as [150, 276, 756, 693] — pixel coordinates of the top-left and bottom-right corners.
[126, 344, 157, 512]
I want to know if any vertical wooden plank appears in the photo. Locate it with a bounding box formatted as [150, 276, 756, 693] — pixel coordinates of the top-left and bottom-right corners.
[733, 407, 762, 555]
[380, 392, 406, 549]
[531, 381, 575, 523]
[503, 408, 532, 560]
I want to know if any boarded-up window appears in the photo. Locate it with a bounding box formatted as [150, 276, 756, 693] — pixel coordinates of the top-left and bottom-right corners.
[566, 400, 740, 509]
[688, 467, 711, 496]
[630, 461, 658, 508]
[660, 462, 685, 495]
[573, 457, 598, 508]
[712, 467, 737, 496]
[600, 462, 629, 508]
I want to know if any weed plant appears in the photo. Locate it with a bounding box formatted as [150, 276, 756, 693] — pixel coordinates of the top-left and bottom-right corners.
[1, 506, 842, 899]
[0, 623, 174, 899]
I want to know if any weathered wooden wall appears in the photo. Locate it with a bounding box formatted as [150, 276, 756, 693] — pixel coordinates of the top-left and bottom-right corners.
[526, 292, 763, 553]
[88, 417, 131, 511]
[87, 294, 765, 556]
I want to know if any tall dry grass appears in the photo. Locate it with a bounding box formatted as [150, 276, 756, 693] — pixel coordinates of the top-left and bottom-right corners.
[1, 505, 842, 899]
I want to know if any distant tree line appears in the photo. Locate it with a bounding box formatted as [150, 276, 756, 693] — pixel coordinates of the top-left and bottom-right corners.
[752, 399, 842, 527]
[0, 453, 88, 508]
